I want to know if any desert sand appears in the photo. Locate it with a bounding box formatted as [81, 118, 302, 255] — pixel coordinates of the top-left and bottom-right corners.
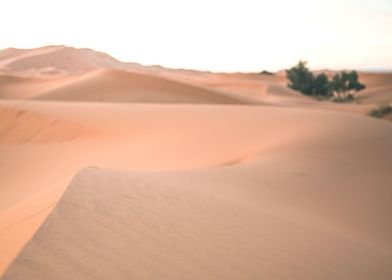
[0, 46, 391, 279]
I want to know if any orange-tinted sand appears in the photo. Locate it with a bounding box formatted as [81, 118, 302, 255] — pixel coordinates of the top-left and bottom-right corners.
[0, 46, 391, 279]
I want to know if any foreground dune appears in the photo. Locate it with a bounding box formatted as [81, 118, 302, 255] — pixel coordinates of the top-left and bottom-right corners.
[1, 100, 392, 279]
[3, 137, 392, 279]
[0, 181, 68, 275]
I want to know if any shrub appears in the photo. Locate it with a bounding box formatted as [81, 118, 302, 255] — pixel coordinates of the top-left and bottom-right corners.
[331, 71, 366, 100]
[368, 103, 392, 118]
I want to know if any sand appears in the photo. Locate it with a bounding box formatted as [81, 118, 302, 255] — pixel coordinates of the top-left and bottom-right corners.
[32, 69, 249, 104]
[0, 46, 127, 76]
[0, 46, 391, 279]
[3, 162, 392, 279]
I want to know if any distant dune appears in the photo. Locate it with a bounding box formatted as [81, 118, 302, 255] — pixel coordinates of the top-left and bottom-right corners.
[0, 74, 73, 99]
[0, 46, 126, 76]
[32, 69, 249, 104]
[356, 73, 392, 103]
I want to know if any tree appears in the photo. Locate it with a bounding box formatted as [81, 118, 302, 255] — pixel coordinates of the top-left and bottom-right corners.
[347, 70, 366, 94]
[286, 61, 315, 96]
[286, 62, 366, 101]
[331, 71, 366, 99]
[312, 73, 332, 97]
[331, 73, 344, 99]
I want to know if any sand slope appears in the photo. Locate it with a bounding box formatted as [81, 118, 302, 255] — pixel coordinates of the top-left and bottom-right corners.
[0, 46, 126, 76]
[32, 70, 248, 104]
[0, 106, 92, 143]
[0, 180, 68, 275]
[356, 73, 392, 103]
[0, 75, 74, 99]
[198, 73, 314, 104]
[1, 101, 392, 279]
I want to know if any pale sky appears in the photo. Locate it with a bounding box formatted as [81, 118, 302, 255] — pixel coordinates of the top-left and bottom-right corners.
[1, 0, 392, 72]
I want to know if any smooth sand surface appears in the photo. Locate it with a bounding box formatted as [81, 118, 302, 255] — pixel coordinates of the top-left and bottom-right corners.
[0, 46, 126, 76]
[355, 73, 392, 103]
[0, 46, 391, 279]
[1, 101, 392, 279]
[32, 69, 249, 104]
[0, 75, 73, 99]
[3, 111, 392, 278]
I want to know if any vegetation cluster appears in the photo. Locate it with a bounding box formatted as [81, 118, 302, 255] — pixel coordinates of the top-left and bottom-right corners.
[286, 61, 366, 102]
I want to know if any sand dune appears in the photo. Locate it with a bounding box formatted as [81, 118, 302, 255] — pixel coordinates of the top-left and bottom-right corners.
[1, 45, 391, 109]
[0, 46, 126, 76]
[0, 180, 68, 275]
[3, 108, 392, 278]
[1, 100, 392, 279]
[199, 75, 307, 101]
[0, 106, 92, 143]
[32, 69, 248, 104]
[0, 75, 73, 99]
[356, 73, 392, 103]
[134, 69, 392, 109]
[0, 46, 392, 279]
[144, 70, 318, 106]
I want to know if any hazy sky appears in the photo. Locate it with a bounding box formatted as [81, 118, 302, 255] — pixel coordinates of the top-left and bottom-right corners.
[1, 0, 392, 72]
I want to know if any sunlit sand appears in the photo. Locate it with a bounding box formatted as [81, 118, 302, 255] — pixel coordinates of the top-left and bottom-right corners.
[0, 46, 391, 279]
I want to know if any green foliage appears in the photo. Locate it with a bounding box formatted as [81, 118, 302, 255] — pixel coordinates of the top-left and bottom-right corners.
[286, 61, 315, 96]
[286, 61, 366, 101]
[368, 103, 392, 118]
[312, 73, 331, 97]
[331, 73, 344, 94]
[331, 71, 366, 101]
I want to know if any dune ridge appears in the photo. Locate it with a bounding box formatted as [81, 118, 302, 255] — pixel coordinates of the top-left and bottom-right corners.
[0, 178, 69, 274]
